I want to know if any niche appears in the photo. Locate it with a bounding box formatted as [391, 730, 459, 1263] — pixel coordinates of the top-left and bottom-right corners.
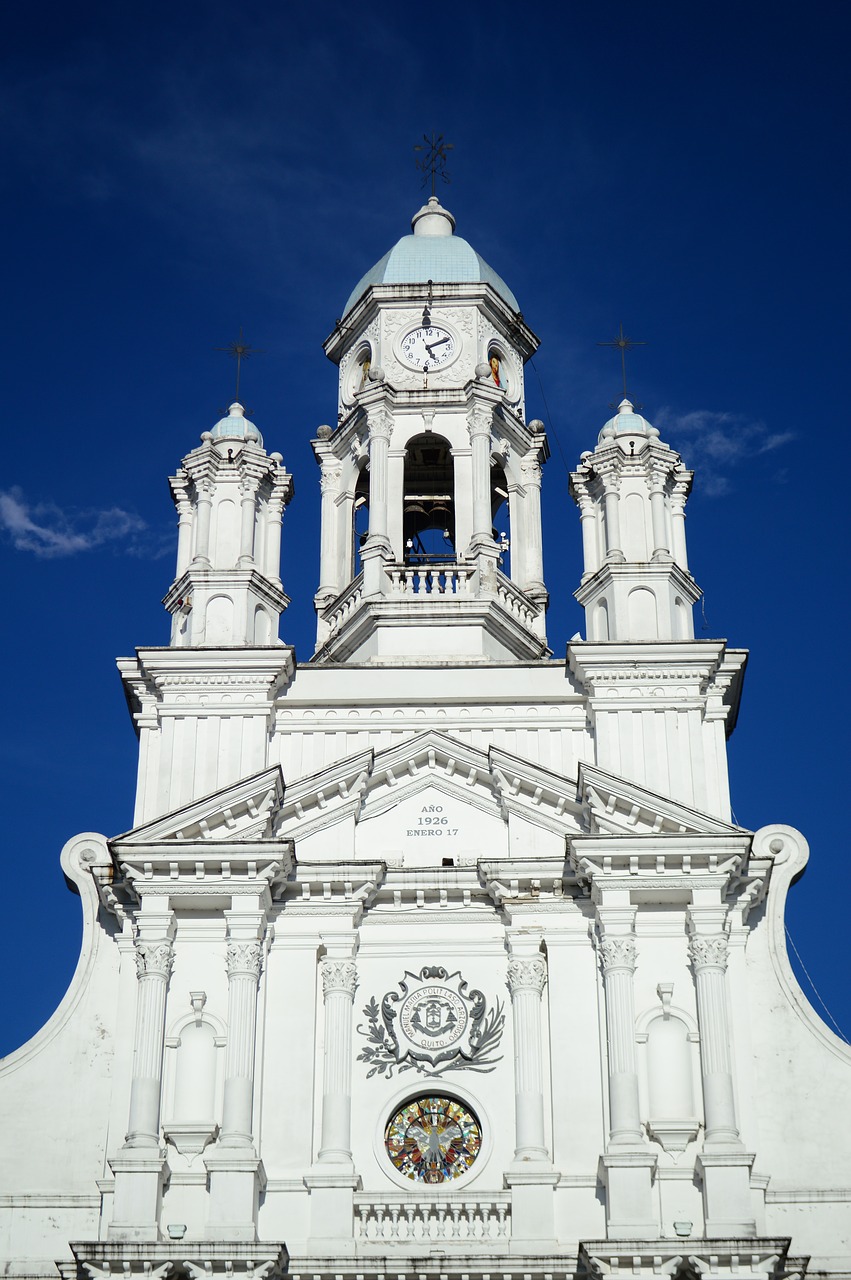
[163, 1002, 224, 1155]
[638, 986, 700, 1153]
[628, 586, 658, 640]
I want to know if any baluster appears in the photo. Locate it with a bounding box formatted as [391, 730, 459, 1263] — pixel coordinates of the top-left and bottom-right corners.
[497, 1202, 508, 1236]
[481, 1204, 492, 1238]
[403, 1203, 416, 1240]
[389, 1204, 400, 1239]
[356, 1204, 369, 1240]
[450, 1202, 462, 1238]
[435, 1203, 447, 1237]
[375, 1205, 386, 1239]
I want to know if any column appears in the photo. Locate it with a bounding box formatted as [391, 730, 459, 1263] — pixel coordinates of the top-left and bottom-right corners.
[596, 912, 657, 1240]
[670, 478, 689, 571]
[237, 481, 257, 567]
[192, 480, 214, 566]
[317, 955, 358, 1163]
[109, 910, 174, 1240]
[598, 930, 643, 1146]
[507, 954, 549, 1162]
[205, 911, 267, 1242]
[688, 913, 755, 1235]
[316, 462, 342, 601]
[219, 936, 264, 1147]
[174, 489, 193, 577]
[306, 947, 360, 1254]
[467, 404, 494, 541]
[602, 479, 625, 562]
[520, 453, 545, 589]
[577, 491, 599, 578]
[361, 407, 393, 596]
[366, 410, 392, 544]
[688, 929, 740, 1144]
[263, 490, 284, 582]
[649, 475, 671, 560]
[504, 941, 557, 1249]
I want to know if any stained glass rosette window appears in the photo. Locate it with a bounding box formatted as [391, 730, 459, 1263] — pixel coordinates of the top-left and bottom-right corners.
[384, 1095, 482, 1184]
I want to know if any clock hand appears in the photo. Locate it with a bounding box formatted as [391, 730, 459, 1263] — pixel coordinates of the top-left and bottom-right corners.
[425, 337, 451, 355]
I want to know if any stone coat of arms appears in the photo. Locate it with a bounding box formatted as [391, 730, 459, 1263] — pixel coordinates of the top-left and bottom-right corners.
[357, 965, 505, 1078]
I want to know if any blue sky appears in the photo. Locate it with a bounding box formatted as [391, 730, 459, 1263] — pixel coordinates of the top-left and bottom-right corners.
[1, 1, 849, 1056]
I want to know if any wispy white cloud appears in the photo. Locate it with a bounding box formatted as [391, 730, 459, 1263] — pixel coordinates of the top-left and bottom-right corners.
[654, 408, 795, 496]
[0, 488, 148, 558]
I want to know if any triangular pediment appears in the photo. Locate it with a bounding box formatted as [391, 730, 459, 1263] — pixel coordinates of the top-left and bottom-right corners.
[579, 762, 746, 836]
[115, 766, 285, 843]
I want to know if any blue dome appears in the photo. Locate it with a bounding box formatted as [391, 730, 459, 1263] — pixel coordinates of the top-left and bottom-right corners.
[343, 198, 519, 316]
[210, 402, 263, 448]
[598, 399, 660, 445]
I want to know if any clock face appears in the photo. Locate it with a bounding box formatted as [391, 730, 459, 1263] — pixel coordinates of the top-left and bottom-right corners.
[400, 325, 457, 371]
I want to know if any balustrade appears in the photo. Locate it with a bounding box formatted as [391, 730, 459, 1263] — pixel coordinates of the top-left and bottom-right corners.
[354, 1195, 510, 1243]
[388, 564, 474, 597]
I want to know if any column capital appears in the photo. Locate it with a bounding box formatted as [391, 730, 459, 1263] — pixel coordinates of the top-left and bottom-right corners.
[226, 940, 264, 980]
[320, 957, 358, 999]
[366, 408, 393, 442]
[507, 955, 547, 995]
[598, 934, 637, 974]
[466, 404, 493, 440]
[688, 932, 729, 971]
[319, 464, 343, 494]
[133, 937, 174, 981]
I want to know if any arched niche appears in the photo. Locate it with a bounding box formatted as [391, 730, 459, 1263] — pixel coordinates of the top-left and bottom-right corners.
[623, 491, 649, 562]
[674, 594, 692, 640]
[163, 1005, 226, 1156]
[254, 604, 272, 645]
[205, 594, 234, 644]
[637, 995, 700, 1153]
[595, 598, 610, 641]
[213, 496, 239, 568]
[402, 433, 455, 563]
[628, 586, 658, 640]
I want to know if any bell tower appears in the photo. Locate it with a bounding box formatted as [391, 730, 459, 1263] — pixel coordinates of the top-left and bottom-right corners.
[312, 196, 550, 663]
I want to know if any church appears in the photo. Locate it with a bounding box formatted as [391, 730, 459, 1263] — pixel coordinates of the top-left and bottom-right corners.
[1, 193, 849, 1280]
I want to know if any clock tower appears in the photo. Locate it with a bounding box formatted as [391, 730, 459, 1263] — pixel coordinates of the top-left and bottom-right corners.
[313, 195, 549, 661]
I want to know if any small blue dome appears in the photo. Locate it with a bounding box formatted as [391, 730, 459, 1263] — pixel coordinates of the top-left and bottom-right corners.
[343, 197, 519, 316]
[210, 402, 263, 448]
[598, 399, 659, 445]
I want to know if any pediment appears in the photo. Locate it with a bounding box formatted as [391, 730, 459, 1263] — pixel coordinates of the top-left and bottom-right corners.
[579, 762, 745, 836]
[115, 766, 285, 843]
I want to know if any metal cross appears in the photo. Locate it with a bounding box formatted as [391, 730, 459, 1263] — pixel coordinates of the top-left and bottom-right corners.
[597, 322, 647, 401]
[215, 327, 262, 403]
[414, 133, 454, 197]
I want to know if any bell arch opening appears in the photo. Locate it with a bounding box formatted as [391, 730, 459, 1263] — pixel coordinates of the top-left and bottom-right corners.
[403, 434, 455, 563]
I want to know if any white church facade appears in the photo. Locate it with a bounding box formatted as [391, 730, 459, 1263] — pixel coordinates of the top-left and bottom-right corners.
[1, 196, 849, 1280]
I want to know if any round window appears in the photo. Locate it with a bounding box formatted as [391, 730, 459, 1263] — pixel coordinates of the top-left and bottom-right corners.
[384, 1095, 482, 1184]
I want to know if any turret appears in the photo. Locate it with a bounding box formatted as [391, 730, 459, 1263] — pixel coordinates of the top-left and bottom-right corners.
[569, 399, 700, 641]
[164, 403, 293, 646]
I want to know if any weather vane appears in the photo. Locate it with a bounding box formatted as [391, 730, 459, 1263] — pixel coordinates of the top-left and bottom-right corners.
[215, 327, 262, 403]
[414, 133, 454, 198]
[597, 322, 647, 403]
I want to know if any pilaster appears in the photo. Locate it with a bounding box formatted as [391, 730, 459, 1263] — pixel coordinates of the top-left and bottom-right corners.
[305, 939, 360, 1253]
[205, 905, 267, 1241]
[108, 908, 175, 1241]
